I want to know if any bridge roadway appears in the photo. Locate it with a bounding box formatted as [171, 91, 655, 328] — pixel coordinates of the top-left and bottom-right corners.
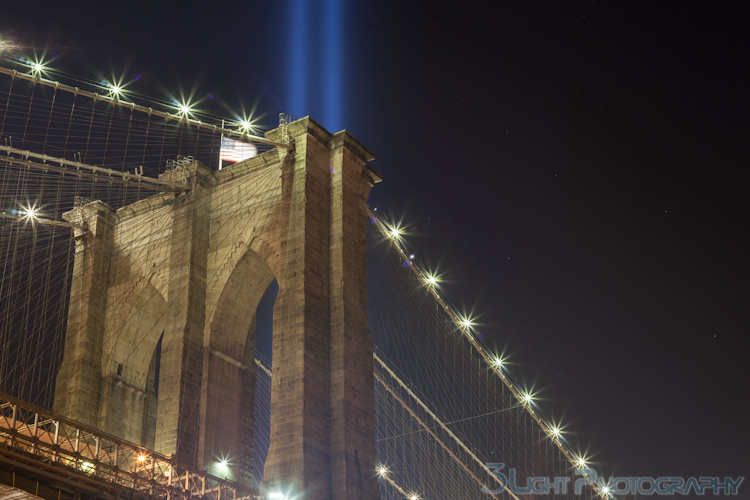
[0, 393, 257, 500]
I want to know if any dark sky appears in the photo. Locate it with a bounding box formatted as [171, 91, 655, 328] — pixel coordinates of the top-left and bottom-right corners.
[3, 0, 748, 490]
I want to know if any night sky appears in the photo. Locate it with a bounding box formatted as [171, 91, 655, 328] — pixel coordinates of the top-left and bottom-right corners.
[3, 0, 748, 491]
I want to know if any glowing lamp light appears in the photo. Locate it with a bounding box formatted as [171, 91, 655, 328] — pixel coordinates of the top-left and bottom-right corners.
[458, 316, 474, 330]
[137, 455, 146, 462]
[424, 273, 440, 287]
[575, 456, 587, 468]
[410, 494, 419, 500]
[521, 392, 533, 404]
[81, 461, 95, 473]
[29, 60, 47, 76]
[602, 485, 611, 495]
[240, 120, 252, 131]
[268, 493, 284, 500]
[387, 224, 403, 241]
[376, 464, 389, 477]
[493, 357, 504, 369]
[177, 103, 193, 116]
[214, 458, 230, 474]
[19, 203, 40, 221]
[111, 85, 122, 96]
[550, 426, 561, 438]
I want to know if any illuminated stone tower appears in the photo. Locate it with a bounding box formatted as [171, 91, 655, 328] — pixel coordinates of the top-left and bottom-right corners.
[53, 117, 382, 500]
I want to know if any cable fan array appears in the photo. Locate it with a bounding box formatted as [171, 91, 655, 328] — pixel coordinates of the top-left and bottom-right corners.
[367, 214, 611, 500]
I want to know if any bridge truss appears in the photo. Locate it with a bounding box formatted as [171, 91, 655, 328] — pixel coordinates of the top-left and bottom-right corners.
[0, 392, 256, 500]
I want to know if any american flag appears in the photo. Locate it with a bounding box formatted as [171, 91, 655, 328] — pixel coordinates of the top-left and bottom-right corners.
[220, 136, 257, 163]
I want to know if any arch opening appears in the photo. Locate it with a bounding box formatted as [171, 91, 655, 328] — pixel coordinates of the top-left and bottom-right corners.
[201, 245, 276, 486]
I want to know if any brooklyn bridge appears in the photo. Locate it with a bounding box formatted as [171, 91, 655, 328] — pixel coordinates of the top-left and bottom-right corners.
[0, 64, 607, 500]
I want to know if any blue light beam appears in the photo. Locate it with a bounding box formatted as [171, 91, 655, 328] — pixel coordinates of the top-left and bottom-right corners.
[323, 0, 343, 131]
[288, 0, 309, 118]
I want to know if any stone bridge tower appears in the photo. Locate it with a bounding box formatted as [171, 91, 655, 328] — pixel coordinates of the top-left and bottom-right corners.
[53, 117, 382, 500]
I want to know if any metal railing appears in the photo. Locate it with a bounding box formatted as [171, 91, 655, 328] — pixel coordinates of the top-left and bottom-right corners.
[0, 393, 258, 500]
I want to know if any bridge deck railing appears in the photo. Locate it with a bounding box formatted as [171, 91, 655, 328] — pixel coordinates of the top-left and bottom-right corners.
[0, 393, 258, 500]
